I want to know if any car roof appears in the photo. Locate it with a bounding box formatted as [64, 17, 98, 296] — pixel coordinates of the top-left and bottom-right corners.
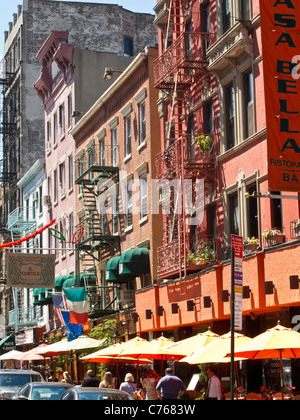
[0, 369, 41, 375]
[30, 382, 73, 388]
[77, 387, 129, 395]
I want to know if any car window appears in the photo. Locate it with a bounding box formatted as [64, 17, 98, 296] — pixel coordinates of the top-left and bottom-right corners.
[61, 389, 75, 400]
[0, 374, 32, 387]
[78, 391, 132, 401]
[18, 384, 31, 398]
[32, 386, 68, 400]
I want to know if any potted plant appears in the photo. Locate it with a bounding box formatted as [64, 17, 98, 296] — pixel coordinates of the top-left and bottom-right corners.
[262, 228, 285, 246]
[244, 237, 259, 253]
[195, 134, 213, 154]
[292, 219, 300, 238]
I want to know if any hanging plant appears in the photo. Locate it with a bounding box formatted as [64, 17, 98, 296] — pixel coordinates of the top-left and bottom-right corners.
[195, 134, 213, 153]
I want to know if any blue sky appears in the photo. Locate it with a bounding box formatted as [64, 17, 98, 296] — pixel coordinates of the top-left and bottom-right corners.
[0, 0, 156, 58]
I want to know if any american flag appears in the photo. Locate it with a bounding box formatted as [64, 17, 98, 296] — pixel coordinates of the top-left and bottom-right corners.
[52, 293, 68, 324]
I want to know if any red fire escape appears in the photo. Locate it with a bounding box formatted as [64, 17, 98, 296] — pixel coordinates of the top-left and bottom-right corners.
[154, 0, 216, 283]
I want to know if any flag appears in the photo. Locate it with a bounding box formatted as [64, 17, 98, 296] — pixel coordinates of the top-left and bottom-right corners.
[52, 293, 66, 324]
[61, 311, 83, 342]
[63, 288, 89, 325]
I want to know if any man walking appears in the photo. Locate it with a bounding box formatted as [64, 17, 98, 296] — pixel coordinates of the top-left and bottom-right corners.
[82, 370, 100, 387]
[156, 368, 186, 400]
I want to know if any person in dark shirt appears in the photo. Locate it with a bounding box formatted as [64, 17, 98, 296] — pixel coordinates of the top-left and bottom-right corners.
[82, 370, 100, 387]
[156, 368, 186, 400]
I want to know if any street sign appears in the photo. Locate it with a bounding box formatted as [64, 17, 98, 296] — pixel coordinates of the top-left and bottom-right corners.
[231, 235, 244, 331]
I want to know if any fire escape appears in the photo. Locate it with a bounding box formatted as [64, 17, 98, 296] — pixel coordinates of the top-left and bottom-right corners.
[154, 0, 216, 282]
[75, 143, 121, 318]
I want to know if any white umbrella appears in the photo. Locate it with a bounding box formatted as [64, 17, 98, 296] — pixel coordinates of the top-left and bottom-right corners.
[0, 350, 24, 361]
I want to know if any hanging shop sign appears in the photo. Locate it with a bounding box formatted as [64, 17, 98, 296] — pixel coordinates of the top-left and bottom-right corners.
[7, 253, 55, 288]
[259, 0, 300, 191]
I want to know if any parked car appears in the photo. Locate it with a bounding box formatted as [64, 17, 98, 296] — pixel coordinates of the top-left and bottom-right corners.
[0, 369, 43, 400]
[60, 387, 134, 401]
[16, 382, 73, 400]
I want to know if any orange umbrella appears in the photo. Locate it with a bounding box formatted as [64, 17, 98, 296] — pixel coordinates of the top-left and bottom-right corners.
[121, 334, 179, 361]
[231, 322, 300, 399]
[162, 328, 220, 357]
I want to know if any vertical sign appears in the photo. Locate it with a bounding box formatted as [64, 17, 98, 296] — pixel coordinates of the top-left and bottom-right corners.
[259, 0, 300, 192]
[231, 235, 243, 331]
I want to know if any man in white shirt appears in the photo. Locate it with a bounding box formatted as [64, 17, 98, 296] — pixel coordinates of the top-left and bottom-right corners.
[206, 367, 222, 400]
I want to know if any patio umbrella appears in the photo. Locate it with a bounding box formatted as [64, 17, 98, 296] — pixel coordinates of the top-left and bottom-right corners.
[231, 322, 300, 399]
[161, 328, 220, 357]
[37, 339, 71, 357]
[180, 331, 251, 364]
[67, 336, 107, 352]
[0, 350, 24, 361]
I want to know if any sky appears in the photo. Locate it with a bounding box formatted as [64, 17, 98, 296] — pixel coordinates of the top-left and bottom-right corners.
[0, 0, 156, 59]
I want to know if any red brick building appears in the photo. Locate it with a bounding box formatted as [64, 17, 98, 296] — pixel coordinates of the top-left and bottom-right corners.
[134, 0, 300, 390]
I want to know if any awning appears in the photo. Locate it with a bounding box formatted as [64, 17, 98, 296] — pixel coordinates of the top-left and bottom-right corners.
[55, 274, 72, 292]
[33, 288, 52, 306]
[0, 335, 15, 355]
[119, 248, 150, 276]
[105, 256, 122, 283]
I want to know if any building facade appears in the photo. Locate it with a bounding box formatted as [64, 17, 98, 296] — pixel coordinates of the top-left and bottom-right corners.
[71, 47, 162, 338]
[133, 0, 300, 390]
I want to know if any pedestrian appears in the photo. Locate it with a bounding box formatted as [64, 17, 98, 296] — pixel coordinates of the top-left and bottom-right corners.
[82, 370, 100, 387]
[205, 366, 221, 400]
[119, 373, 137, 398]
[141, 369, 160, 400]
[156, 367, 186, 400]
[99, 371, 114, 389]
[61, 371, 73, 385]
[47, 369, 58, 382]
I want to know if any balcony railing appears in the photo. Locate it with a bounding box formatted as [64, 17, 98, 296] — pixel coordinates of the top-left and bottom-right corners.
[154, 32, 212, 89]
[75, 144, 119, 185]
[8, 307, 37, 329]
[156, 134, 215, 179]
[6, 207, 36, 232]
[157, 236, 216, 280]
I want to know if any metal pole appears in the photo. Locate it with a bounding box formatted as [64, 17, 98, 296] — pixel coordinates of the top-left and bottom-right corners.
[230, 248, 235, 401]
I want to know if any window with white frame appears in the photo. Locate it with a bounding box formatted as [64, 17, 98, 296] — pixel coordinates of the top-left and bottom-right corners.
[139, 101, 146, 145]
[224, 82, 235, 150]
[243, 69, 254, 139]
[139, 173, 148, 220]
[39, 185, 43, 214]
[124, 114, 132, 157]
[59, 103, 65, 138]
[53, 169, 58, 203]
[46, 120, 51, 151]
[111, 127, 118, 166]
[126, 177, 133, 228]
[100, 140, 105, 166]
[68, 213, 74, 244]
[68, 154, 73, 191]
[68, 94, 72, 128]
[59, 162, 66, 196]
[53, 112, 58, 145]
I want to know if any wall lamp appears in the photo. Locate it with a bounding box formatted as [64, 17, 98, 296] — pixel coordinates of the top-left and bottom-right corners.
[221, 290, 230, 303]
[243, 286, 252, 299]
[131, 312, 139, 323]
[187, 300, 195, 311]
[203, 296, 212, 308]
[265, 281, 275, 295]
[145, 309, 152, 320]
[171, 303, 179, 314]
[290, 275, 300, 290]
[103, 67, 123, 80]
[157, 306, 164, 317]
[71, 110, 84, 118]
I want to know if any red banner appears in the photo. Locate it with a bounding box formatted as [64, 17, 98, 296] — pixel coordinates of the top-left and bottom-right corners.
[260, 0, 300, 192]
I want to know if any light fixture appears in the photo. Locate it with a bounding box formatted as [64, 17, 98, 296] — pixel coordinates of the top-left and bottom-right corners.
[145, 309, 152, 320]
[71, 110, 84, 118]
[157, 306, 164, 317]
[203, 296, 212, 308]
[187, 300, 195, 312]
[243, 286, 252, 299]
[103, 67, 123, 80]
[265, 281, 275, 295]
[290, 275, 300, 290]
[221, 290, 230, 303]
[171, 303, 179, 314]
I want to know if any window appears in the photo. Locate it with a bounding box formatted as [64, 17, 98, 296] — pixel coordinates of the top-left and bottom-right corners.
[68, 213, 74, 244]
[47, 120, 52, 150]
[59, 162, 65, 196]
[271, 191, 283, 230]
[100, 140, 105, 166]
[124, 114, 131, 157]
[59, 103, 65, 138]
[243, 70, 254, 139]
[207, 204, 217, 237]
[39, 185, 43, 214]
[139, 174, 148, 220]
[204, 100, 214, 134]
[68, 95, 72, 128]
[139, 101, 146, 145]
[240, 0, 250, 20]
[225, 83, 235, 150]
[229, 192, 239, 235]
[187, 115, 195, 161]
[247, 184, 258, 238]
[48, 176, 52, 197]
[126, 178, 133, 228]
[222, 0, 231, 33]
[112, 196, 118, 235]
[111, 127, 118, 166]
[68, 155, 73, 190]
[53, 169, 58, 202]
[124, 36, 134, 56]
[53, 113, 58, 145]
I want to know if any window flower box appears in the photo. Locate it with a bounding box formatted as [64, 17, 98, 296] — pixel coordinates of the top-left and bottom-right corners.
[244, 237, 259, 254]
[262, 229, 285, 247]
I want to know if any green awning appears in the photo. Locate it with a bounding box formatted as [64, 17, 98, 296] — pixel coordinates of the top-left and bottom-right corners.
[105, 256, 122, 283]
[119, 248, 150, 276]
[0, 335, 15, 354]
[55, 274, 71, 292]
[33, 288, 52, 306]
